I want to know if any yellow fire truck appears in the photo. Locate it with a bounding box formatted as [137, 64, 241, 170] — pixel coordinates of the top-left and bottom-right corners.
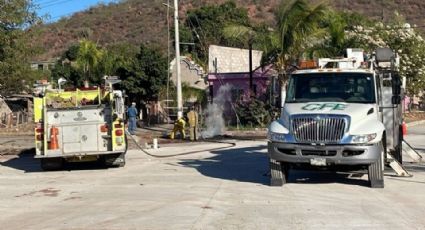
[33, 76, 127, 170]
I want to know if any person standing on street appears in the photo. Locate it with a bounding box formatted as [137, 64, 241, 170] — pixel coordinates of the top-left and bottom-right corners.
[187, 106, 199, 141]
[127, 102, 138, 135]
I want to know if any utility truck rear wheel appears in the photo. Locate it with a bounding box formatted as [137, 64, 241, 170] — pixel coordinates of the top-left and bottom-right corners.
[40, 158, 63, 171]
[393, 125, 403, 164]
[368, 143, 384, 188]
[270, 158, 288, 186]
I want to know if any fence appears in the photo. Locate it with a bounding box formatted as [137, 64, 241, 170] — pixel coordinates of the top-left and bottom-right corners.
[0, 112, 32, 129]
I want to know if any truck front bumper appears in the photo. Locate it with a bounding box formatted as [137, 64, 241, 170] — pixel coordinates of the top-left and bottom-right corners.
[268, 141, 381, 165]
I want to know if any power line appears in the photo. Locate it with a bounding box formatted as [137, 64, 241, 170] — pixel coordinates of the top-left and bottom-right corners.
[35, 0, 65, 6]
[39, 0, 75, 9]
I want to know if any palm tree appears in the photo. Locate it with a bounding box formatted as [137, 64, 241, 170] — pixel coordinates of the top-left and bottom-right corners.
[275, 0, 328, 77]
[76, 39, 104, 82]
[306, 11, 349, 59]
[222, 0, 328, 81]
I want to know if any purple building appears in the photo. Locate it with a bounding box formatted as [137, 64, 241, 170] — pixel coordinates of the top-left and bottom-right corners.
[207, 45, 276, 102]
[208, 65, 276, 102]
[206, 45, 277, 124]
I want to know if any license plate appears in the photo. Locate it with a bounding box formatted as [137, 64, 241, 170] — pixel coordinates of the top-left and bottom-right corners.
[310, 158, 326, 166]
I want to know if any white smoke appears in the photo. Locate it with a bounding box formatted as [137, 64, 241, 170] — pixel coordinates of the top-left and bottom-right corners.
[202, 84, 232, 138]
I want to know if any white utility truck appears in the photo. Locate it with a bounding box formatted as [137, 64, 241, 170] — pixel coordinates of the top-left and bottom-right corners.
[33, 76, 127, 170]
[267, 48, 403, 188]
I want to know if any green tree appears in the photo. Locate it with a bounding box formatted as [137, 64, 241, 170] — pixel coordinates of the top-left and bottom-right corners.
[307, 11, 374, 59]
[274, 0, 328, 75]
[0, 0, 41, 95]
[50, 62, 83, 87]
[222, 0, 328, 78]
[97, 42, 138, 77]
[119, 44, 168, 102]
[346, 20, 425, 94]
[183, 1, 251, 63]
[62, 44, 80, 61]
[76, 39, 104, 83]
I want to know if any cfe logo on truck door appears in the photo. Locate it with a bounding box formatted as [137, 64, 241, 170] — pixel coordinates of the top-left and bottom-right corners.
[301, 103, 348, 111]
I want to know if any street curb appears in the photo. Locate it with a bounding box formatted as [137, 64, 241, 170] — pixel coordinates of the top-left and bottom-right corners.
[406, 120, 425, 127]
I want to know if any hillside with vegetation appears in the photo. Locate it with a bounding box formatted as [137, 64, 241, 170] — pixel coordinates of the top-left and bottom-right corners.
[32, 0, 425, 60]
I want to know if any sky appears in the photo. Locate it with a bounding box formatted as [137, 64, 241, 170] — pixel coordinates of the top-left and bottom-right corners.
[34, 0, 119, 22]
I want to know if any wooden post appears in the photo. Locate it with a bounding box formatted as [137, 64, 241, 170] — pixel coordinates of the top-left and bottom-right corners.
[7, 113, 12, 128]
[18, 112, 22, 125]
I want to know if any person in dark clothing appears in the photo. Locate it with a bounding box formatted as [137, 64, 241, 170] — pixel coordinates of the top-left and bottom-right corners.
[127, 102, 138, 135]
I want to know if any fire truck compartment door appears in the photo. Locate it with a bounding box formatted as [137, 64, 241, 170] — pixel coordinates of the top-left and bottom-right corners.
[62, 125, 99, 153]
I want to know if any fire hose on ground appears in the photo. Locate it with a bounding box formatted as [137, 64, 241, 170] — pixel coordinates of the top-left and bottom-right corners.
[125, 130, 237, 158]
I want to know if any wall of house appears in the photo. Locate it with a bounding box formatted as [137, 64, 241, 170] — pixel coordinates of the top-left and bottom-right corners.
[208, 73, 271, 101]
[170, 57, 208, 90]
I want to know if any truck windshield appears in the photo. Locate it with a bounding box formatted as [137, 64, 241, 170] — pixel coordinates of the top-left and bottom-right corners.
[286, 73, 375, 103]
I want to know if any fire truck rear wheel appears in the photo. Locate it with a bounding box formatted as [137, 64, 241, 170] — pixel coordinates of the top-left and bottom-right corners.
[368, 142, 384, 188]
[40, 158, 63, 171]
[269, 158, 289, 186]
[102, 153, 126, 167]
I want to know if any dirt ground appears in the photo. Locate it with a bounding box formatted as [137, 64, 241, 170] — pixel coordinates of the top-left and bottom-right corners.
[404, 111, 425, 123]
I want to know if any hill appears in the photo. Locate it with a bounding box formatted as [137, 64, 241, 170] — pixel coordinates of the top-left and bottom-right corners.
[32, 0, 425, 60]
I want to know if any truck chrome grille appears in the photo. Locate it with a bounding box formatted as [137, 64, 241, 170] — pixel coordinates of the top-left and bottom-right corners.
[291, 115, 348, 143]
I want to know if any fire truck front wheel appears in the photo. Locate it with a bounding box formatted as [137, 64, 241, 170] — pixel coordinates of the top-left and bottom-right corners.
[40, 158, 64, 171]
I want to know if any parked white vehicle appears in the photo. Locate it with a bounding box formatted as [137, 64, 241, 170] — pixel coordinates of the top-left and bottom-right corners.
[267, 48, 404, 188]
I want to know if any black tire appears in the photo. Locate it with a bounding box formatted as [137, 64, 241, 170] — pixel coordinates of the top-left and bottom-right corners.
[393, 125, 403, 164]
[102, 153, 126, 167]
[40, 158, 63, 171]
[270, 158, 288, 186]
[368, 143, 384, 188]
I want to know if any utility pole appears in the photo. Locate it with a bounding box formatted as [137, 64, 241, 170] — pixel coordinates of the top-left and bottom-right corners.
[174, 0, 183, 119]
[249, 40, 253, 94]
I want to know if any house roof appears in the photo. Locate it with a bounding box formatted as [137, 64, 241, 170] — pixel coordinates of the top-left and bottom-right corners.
[208, 45, 263, 74]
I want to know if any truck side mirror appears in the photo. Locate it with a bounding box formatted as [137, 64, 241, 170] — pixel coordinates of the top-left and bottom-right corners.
[392, 96, 401, 105]
[392, 73, 402, 96]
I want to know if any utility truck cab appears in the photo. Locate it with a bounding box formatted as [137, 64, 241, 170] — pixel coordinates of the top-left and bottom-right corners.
[267, 48, 403, 188]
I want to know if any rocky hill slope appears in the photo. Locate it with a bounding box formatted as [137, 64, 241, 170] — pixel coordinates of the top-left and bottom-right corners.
[33, 0, 425, 60]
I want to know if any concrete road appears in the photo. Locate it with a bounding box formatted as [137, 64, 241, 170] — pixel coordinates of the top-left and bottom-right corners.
[1, 130, 425, 229]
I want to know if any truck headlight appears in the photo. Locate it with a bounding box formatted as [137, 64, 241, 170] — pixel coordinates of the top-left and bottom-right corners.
[267, 132, 286, 142]
[351, 133, 377, 143]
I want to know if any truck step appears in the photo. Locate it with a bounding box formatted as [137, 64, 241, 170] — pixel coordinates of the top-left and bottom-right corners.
[402, 140, 423, 163]
[386, 153, 412, 177]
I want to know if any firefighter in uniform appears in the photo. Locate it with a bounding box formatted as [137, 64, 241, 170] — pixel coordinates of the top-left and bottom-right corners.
[187, 106, 199, 141]
[170, 116, 186, 140]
